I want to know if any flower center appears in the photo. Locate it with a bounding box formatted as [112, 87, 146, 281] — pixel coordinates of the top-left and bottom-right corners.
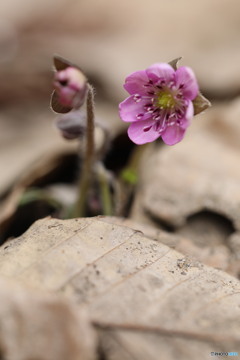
[156, 91, 175, 109]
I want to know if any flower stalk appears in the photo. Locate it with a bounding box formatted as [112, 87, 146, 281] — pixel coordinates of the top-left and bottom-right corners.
[72, 85, 95, 217]
[116, 143, 147, 216]
[51, 56, 116, 218]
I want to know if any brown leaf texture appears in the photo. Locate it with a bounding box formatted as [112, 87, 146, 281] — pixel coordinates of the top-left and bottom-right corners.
[0, 217, 240, 359]
[0, 276, 96, 360]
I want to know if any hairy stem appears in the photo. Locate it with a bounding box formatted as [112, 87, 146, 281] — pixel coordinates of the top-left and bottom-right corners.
[73, 85, 95, 217]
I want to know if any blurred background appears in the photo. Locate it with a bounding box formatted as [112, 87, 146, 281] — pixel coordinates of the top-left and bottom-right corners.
[0, 0, 240, 192]
[1, 0, 240, 204]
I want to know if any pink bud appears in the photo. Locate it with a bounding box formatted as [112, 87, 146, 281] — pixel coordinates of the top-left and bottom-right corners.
[53, 67, 87, 110]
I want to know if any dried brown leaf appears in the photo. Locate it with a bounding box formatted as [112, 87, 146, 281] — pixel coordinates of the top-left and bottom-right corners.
[0, 217, 240, 359]
[0, 276, 96, 360]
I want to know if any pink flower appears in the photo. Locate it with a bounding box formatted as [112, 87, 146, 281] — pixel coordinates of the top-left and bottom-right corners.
[52, 66, 87, 113]
[119, 63, 199, 145]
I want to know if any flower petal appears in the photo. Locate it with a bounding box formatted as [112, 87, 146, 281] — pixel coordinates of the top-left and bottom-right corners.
[180, 101, 194, 129]
[127, 119, 160, 144]
[146, 63, 175, 83]
[161, 101, 193, 145]
[161, 124, 186, 145]
[119, 95, 152, 123]
[175, 66, 198, 100]
[124, 70, 149, 95]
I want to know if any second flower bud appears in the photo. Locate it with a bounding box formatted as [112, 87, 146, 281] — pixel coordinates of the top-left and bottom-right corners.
[53, 66, 87, 113]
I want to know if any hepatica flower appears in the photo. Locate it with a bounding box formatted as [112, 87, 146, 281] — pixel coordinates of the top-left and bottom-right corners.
[119, 60, 210, 145]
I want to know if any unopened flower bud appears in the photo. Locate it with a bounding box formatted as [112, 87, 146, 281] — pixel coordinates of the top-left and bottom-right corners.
[53, 66, 87, 109]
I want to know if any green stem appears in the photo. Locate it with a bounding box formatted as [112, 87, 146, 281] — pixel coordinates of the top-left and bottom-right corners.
[73, 85, 95, 217]
[116, 143, 149, 216]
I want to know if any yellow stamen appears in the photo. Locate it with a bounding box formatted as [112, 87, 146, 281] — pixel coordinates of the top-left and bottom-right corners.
[157, 92, 175, 109]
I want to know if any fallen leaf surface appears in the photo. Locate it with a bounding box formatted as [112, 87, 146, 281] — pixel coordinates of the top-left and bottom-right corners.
[101, 216, 233, 274]
[0, 216, 240, 359]
[0, 275, 96, 360]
